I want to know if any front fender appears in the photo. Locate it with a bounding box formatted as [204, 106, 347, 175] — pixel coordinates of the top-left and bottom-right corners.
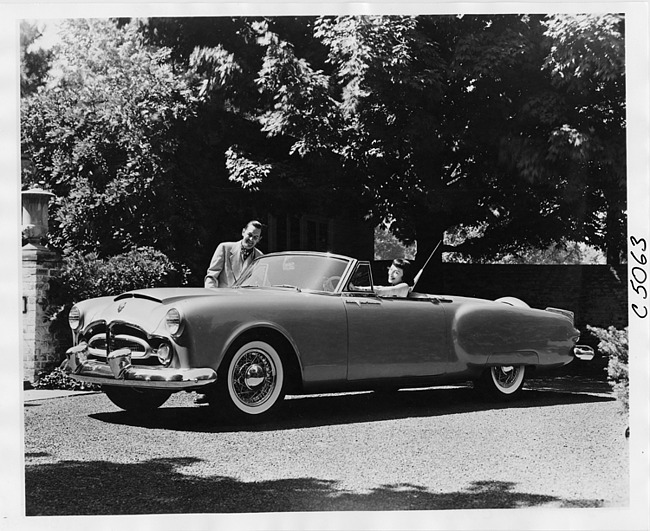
[220, 321, 302, 367]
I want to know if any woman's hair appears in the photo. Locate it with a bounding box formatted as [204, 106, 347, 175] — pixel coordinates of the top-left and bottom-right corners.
[391, 258, 414, 285]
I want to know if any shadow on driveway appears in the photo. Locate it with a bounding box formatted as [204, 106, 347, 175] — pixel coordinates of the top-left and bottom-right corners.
[24, 456, 605, 516]
[89, 381, 615, 433]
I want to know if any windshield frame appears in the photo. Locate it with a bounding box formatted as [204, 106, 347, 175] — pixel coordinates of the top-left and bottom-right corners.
[234, 252, 356, 294]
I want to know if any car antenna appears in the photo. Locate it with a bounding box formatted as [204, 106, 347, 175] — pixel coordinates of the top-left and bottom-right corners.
[412, 239, 442, 291]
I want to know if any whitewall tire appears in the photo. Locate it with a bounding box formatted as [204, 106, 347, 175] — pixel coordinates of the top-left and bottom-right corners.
[216, 340, 286, 421]
[475, 365, 526, 400]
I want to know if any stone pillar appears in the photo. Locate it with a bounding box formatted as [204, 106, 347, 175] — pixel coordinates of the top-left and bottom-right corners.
[21, 188, 61, 386]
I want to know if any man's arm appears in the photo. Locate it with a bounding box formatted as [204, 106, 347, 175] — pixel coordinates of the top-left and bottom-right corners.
[204, 243, 226, 288]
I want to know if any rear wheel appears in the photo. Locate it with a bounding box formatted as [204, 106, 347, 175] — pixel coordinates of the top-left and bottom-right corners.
[213, 340, 286, 422]
[103, 386, 172, 412]
[474, 365, 526, 400]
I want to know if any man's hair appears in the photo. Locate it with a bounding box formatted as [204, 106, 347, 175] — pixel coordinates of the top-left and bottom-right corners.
[245, 220, 263, 231]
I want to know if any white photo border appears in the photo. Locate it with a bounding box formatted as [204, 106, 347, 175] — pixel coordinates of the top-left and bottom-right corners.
[2, 2, 648, 530]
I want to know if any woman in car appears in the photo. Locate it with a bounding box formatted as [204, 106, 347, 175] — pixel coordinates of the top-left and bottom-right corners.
[373, 258, 414, 297]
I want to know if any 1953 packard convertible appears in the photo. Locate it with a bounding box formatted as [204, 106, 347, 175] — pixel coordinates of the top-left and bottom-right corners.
[63, 251, 594, 422]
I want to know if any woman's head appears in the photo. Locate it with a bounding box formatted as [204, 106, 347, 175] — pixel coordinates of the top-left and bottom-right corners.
[387, 258, 413, 286]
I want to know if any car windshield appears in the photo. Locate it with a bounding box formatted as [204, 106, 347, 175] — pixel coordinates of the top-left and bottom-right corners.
[236, 254, 351, 292]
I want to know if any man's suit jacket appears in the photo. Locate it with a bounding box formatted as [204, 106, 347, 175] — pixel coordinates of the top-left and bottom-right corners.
[204, 240, 263, 288]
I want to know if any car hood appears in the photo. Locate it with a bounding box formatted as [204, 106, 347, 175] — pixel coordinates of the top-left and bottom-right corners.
[77, 286, 312, 334]
[115, 287, 226, 305]
[75, 288, 219, 333]
[118, 286, 307, 304]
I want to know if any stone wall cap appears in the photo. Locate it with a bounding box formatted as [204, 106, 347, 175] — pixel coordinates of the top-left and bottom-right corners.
[22, 188, 55, 198]
[22, 243, 60, 258]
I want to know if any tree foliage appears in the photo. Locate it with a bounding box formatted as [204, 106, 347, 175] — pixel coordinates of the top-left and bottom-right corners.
[374, 226, 416, 260]
[587, 325, 628, 413]
[141, 17, 368, 235]
[20, 21, 53, 96]
[20, 19, 221, 278]
[541, 14, 626, 264]
[165, 14, 624, 267]
[21, 14, 626, 289]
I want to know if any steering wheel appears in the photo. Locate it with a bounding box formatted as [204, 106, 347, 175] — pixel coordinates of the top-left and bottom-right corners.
[322, 276, 342, 292]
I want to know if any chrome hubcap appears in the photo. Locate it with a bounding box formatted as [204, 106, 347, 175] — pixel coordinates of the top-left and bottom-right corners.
[494, 366, 519, 388]
[244, 363, 265, 388]
[231, 349, 276, 406]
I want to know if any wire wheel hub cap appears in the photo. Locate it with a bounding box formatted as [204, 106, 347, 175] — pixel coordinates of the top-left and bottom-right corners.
[493, 365, 521, 389]
[232, 350, 275, 406]
[244, 363, 265, 389]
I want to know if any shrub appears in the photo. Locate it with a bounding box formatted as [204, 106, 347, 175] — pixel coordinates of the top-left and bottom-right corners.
[33, 367, 100, 391]
[56, 246, 190, 302]
[587, 325, 628, 413]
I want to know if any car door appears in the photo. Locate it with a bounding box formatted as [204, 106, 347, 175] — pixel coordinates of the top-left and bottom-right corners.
[343, 263, 449, 381]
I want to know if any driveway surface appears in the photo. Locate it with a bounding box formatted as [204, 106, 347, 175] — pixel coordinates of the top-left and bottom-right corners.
[22, 372, 631, 523]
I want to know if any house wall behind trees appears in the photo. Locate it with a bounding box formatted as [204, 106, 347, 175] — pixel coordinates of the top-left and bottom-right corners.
[373, 262, 628, 332]
[265, 212, 375, 259]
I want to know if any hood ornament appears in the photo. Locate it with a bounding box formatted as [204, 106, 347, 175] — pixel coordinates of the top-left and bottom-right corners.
[117, 301, 127, 313]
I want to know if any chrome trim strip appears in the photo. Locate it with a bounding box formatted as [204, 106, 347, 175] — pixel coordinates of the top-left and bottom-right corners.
[573, 345, 595, 361]
[67, 360, 217, 389]
[88, 333, 153, 358]
[545, 307, 575, 322]
[107, 347, 132, 379]
[65, 343, 216, 389]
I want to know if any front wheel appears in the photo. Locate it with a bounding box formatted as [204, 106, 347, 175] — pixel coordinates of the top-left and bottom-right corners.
[103, 386, 172, 412]
[474, 365, 526, 400]
[213, 340, 286, 422]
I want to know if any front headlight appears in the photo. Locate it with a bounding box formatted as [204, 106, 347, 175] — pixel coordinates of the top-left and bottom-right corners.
[165, 308, 183, 337]
[68, 305, 82, 331]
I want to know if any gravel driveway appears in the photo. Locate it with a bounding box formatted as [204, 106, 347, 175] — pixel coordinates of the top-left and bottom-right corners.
[23, 372, 630, 520]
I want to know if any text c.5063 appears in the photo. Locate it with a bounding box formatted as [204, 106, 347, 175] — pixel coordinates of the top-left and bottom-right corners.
[630, 235, 647, 319]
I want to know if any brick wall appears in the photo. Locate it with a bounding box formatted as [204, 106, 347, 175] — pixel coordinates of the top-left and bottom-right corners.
[22, 244, 62, 384]
[372, 261, 628, 330]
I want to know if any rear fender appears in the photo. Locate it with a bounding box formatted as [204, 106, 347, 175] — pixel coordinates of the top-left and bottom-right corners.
[452, 302, 578, 367]
[486, 351, 540, 366]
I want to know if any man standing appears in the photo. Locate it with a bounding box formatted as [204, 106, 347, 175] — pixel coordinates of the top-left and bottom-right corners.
[204, 220, 264, 288]
[196, 220, 263, 405]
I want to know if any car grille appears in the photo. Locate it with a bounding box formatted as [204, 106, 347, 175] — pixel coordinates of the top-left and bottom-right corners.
[83, 322, 165, 366]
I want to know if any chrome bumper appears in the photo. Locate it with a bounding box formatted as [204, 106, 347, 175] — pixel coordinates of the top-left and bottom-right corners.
[64, 342, 217, 390]
[573, 345, 595, 361]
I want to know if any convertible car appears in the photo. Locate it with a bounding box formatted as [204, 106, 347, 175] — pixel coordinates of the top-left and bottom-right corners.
[63, 251, 595, 422]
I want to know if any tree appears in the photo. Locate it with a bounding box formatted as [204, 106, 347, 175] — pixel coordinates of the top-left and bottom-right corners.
[20, 19, 224, 279]
[263, 15, 625, 265]
[541, 14, 626, 264]
[20, 21, 53, 96]
[166, 14, 624, 272]
[140, 17, 371, 226]
[22, 15, 625, 288]
[374, 225, 416, 260]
